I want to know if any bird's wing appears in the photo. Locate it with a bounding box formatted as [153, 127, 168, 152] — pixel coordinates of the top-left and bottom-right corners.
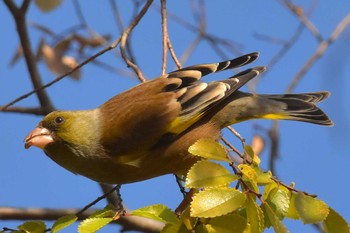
[99, 53, 264, 161]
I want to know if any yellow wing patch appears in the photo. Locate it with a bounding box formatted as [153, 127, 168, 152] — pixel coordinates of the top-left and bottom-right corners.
[167, 113, 205, 134]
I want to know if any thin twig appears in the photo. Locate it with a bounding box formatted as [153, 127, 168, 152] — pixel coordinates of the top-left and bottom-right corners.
[227, 126, 246, 147]
[221, 136, 244, 159]
[0, 37, 122, 112]
[110, 0, 137, 65]
[160, 0, 168, 75]
[76, 185, 119, 217]
[280, 0, 323, 42]
[286, 13, 350, 93]
[0, 106, 50, 116]
[120, 0, 154, 82]
[271, 176, 317, 197]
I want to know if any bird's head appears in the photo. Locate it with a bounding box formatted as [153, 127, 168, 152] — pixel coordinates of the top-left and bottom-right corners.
[24, 110, 93, 150]
[25, 111, 73, 149]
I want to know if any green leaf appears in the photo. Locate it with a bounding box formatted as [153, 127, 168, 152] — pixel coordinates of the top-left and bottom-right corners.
[246, 195, 264, 233]
[285, 192, 299, 220]
[295, 192, 329, 224]
[52, 215, 78, 233]
[132, 204, 178, 224]
[203, 214, 247, 233]
[266, 188, 290, 219]
[191, 187, 246, 218]
[18, 221, 46, 233]
[263, 182, 278, 200]
[35, 0, 62, 12]
[89, 204, 115, 218]
[188, 138, 230, 162]
[261, 202, 289, 233]
[323, 208, 349, 233]
[185, 160, 238, 189]
[78, 217, 113, 233]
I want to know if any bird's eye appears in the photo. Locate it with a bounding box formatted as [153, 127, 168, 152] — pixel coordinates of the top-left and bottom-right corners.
[54, 116, 65, 124]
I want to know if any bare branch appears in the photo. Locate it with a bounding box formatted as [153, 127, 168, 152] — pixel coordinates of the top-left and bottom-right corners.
[0, 207, 163, 233]
[167, 37, 182, 69]
[280, 0, 323, 41]
[287, 14, 350, 93]
[160, 0, 168, 75]
[0, 106, 50, 116]
[4, 0, 54, 112]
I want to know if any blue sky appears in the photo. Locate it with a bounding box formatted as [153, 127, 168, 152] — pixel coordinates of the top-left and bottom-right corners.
[1, 1, 349, 232]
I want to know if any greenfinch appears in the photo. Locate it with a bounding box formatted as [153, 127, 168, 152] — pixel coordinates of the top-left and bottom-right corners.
[24, 52, 333, 184]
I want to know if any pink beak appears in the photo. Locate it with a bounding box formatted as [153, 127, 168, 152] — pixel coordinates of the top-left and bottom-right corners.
[24, 127, 54, 149]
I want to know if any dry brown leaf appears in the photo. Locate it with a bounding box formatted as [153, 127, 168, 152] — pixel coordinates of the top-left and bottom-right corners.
[251, 135, 265, 157]
[40, 41, 81, 80]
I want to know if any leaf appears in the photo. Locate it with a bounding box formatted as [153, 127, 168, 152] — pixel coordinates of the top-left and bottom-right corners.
[40, 40, 81, 80]
[265, 188, 290, 219]
[246, 195, 264, 233]
[78, 217, 113, 233]
[191, 187, 246, 218]
[295, 192, 329, 224]
[285, 192, 299, 220]
[18, 221, 46, 233]
[323, 208, 349, 233]
[238, 164, 257, 181]
[185, 160, 238, 189]
[261, 202, 289, 233]
[251, 135, 265, 157]
[203, 214, 247, 233]
[132, 204, 178, 224]
[52, 215, 78, 233]
[161, 223, 188, 233]
[188, 138, 230, 162]
[35, 0, 62, 12]
[89, 205, 115, 219]
[238, 164, 259, 193]
[244, 145, 255, 160]
[253, 167, 272, 185]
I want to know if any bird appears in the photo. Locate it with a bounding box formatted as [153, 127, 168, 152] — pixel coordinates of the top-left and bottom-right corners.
[24, 52, 333, 184]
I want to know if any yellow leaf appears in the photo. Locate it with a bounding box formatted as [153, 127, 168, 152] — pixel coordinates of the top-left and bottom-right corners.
[132, 204, 178, 224]
[246, 195, 264, 233]
[295, 192, 329, 224]
[18, 221, 46, 233]
[185, 160, 238, 188]
[323, 208, 349, 233]
[188, 138, 230, 162]
[78, 218, 112, 233]
[238, 164, 257, 181]
[203, 214, 247, 233]
[238, 164, 259, 193]
[191, 187, 246, 218]
[52, 215, 78, 233]
[261, 202, 289, 233]
[286, 192, 299, 220]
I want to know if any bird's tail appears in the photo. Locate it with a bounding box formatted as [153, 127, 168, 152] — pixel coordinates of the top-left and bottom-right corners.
[251, 92, 333, 126]
[215, 91, 334, 126]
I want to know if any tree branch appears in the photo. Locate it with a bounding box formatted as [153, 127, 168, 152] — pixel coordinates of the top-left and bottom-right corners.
[4, 0, 54, 113]
[0, 207, 163, 233]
